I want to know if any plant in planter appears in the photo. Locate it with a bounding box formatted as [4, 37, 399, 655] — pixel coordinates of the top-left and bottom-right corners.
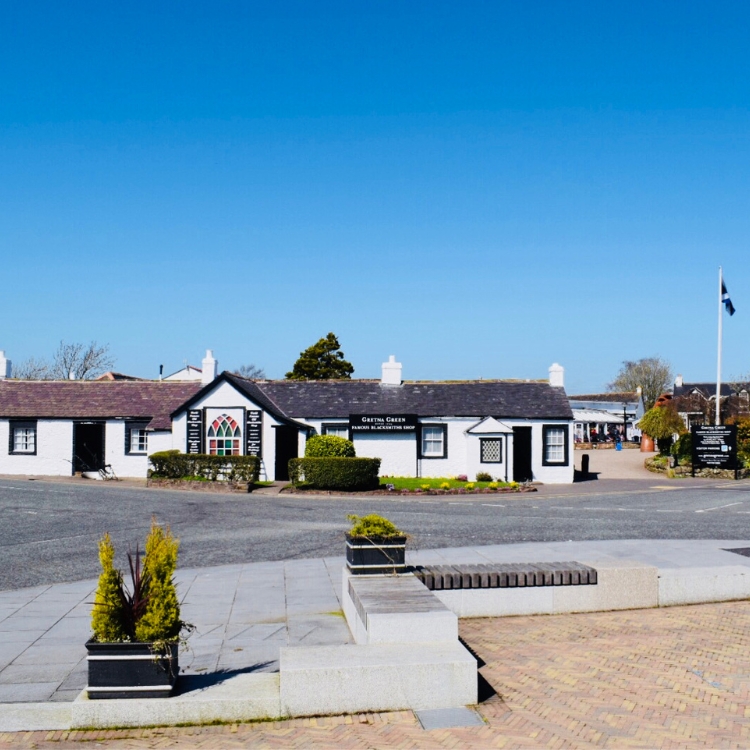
[87, 519, 192, 700]
[345, 514, 407, 575]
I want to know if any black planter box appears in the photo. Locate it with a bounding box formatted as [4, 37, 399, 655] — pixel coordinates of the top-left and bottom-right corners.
[86, 641, 179, 699]
[346, 533, 407, 575]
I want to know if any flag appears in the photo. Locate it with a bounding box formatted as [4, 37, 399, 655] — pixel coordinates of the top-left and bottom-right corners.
[722, 281, 736, 316]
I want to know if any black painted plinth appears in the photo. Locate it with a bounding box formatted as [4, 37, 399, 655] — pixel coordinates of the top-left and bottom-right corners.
[86, 641, 178, 699]
[346, 534, 407, 575]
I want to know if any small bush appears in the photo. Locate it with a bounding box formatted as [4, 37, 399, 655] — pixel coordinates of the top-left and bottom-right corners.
[671, 433, 692, 459]
[440, 482, 450, 490]
[149, 451, 260, 483]
[288, 457, 381, 490]
[475, 471, 493, 482]
[347, 513, 403, 538]
[305, 434, 356, 457]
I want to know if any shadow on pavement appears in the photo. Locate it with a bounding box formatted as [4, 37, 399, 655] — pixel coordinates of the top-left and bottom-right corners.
[573, 469, 600, 482]
[175, 662, 275, 694]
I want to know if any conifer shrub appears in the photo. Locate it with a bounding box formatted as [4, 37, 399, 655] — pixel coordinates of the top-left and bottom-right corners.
[91, 533, 127, 643]
[305, 434, 355, 457]
[90, 519, 191, 645]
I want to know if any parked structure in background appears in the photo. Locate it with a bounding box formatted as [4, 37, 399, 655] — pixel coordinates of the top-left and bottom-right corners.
[671, 374, 750, 428]
[568, 390, 645, 444]
[0, 350, 575, 483]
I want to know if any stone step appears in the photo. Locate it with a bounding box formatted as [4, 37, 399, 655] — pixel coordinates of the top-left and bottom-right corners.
[343, 572, 458, 645]
[280, 642, 477, 716]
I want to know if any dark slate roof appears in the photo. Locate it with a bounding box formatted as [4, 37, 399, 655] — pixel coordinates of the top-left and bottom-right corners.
[0, 380, 202, 430]
[673, 383, 739, 399]
[171, 373, 312, 430]
[569, 392, 639, 403]
[256, 380, 573, 420]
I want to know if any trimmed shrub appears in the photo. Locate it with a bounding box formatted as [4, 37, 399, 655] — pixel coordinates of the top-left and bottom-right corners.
[347, 513, 403, 537]
[305, 435, 355, 457]
[475, 471, 493, 482]
[148, 451, 260, 483]
[289, 457, 381, 491]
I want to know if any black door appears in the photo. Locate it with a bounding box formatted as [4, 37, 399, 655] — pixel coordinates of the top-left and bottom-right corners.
[73, 422, 105, 472]
[274, 426, 299, 481]
[513, 426, 533, 482]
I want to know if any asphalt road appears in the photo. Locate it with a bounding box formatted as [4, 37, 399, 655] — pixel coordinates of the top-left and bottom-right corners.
[2, 477, 750, 590]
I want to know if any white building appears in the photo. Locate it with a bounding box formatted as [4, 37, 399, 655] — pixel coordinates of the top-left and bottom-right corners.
[0, 351, 575, 484]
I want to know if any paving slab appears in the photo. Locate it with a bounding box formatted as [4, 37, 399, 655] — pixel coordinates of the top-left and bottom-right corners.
[2, 538, 750, 731]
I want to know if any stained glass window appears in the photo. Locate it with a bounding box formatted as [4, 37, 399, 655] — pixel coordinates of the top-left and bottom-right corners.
[207, 414, 241, 456]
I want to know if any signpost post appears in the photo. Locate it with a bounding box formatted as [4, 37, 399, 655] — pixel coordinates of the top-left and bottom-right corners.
[691, 424, 738, 479]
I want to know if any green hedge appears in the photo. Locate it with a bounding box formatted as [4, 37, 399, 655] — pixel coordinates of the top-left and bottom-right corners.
[289, 457, 381, 491]
[305, 434, 355, 457]
[149, 450, 260, 483]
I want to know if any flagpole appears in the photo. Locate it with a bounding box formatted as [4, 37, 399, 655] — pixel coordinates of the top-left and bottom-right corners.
[716, 266, 723, 426]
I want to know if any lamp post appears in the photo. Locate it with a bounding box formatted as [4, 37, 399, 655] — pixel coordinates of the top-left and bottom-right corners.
[623, 404, 628, 442]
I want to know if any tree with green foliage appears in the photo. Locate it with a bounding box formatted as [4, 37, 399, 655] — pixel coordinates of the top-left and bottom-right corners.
[638, 404, 685, 455]
[608, 356, 673, 411]
[285, 333, 354, 380]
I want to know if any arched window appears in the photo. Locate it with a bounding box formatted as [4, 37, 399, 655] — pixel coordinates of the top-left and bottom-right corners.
[207, 414, 241, 455]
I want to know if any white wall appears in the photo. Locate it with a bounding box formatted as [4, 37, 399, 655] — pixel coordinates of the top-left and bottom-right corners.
[299, 416, 574, 483]
[417, 419, 470, 479]
[0, 419, 74, 476]
[353, 433, 417, 477]
[104, 421, 149, 479]
[465, 433, 511, 483]
[147, 430, 172, 455]
[530, 421, 575, 484]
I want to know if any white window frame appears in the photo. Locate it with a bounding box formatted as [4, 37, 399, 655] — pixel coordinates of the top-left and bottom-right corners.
[11, 422, 37, 455]
[542, 425, 568, 466]
[128, 427, 148, 454]
[420, 424, 447, 459]
[322, 423, 349, 439]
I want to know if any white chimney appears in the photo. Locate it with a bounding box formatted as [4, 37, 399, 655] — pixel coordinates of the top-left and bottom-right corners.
[0, 351, 10, 380]
[675, 374, 683, 387]
[201, 349, 218, 384]
[548, 362, 564, 388]
[381, 355, 402, 386]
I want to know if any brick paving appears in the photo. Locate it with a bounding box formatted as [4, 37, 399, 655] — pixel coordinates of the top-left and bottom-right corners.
[3, 600, 750, 748]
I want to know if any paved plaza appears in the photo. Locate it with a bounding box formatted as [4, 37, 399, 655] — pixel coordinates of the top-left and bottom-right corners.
[2, 597, 750, 748]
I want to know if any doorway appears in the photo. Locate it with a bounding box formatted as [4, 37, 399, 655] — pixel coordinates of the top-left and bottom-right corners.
[512, 426, 533, 482]
[73, 422, 105, 473]
[274, 426, 299, 481]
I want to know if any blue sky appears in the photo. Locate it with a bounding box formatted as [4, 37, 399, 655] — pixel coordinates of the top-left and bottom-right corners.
[2, 1, 749, 393]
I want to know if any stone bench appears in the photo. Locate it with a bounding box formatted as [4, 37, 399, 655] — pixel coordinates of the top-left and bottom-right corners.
[412, 561, 598, 590]
[345, 574, 458, 645]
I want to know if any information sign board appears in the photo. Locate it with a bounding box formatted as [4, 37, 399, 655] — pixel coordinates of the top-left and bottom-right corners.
[691, 424, 737, 475]
[349, 414, 418, 433]
[246, 410, 262, 457]
[186, 410, 203, 454]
